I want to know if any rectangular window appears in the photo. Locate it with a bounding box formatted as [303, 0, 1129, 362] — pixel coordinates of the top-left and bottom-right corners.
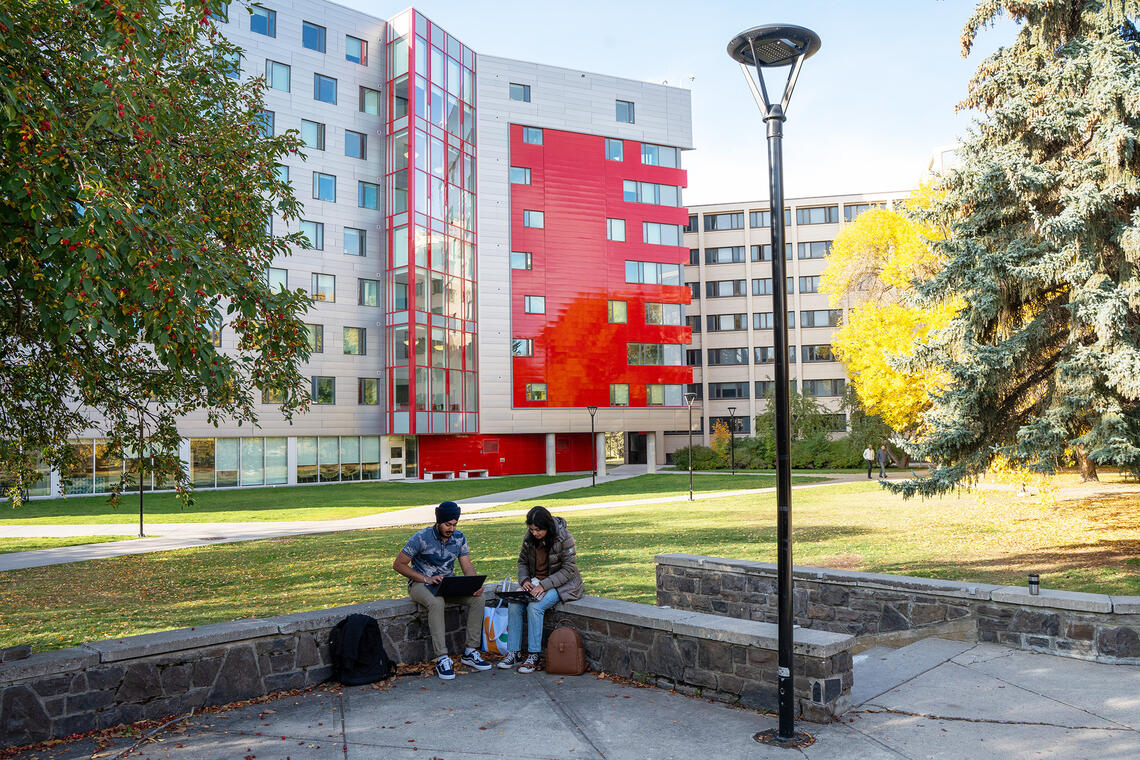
[310, 273, 335, 302]
[642, 222, 682, 246]
[688, 282, 700, 300]
[360, 86, 380, 115]
[343, 327, 366, 355]
[756, 380, 797, 397]
[646, 302, 683, 325]
[616, 99, 635, 123]
[604, 138, 623, 161]
[606, 218, 625, 241]
[311, 376, 335, 404]
[625, 261, 682, 286]
[313, 73, 337, 104]
[345, 228, 366, 257]
[250, 5, 275, 37]
[275, 164, 289, 185]
[709, 382, 749, 400]
[523, 210, 544, 228]
[222, 49, 241, 79]
[801, 344, 836, 362]
[263, 388, 286, 404]
[646, 384, 683, 406]
[358, 181, 379, 209]
[706, 348, 749, 366]
[753, 311, 795, 329]
[524, 295, 545, 313]
[705, 279, 746, 298]
[358, 278, 379, 306]
[358, 378, 379, 405]
[627, 343, 683, 366]
[796, 206, 839, 225]
[345, 35, 367, 65]
[510, 251, 532, 270]
[509, 166, 531, 184]
[686, 349, 701, 366]
[641, 143, 680, 168]
[299, 220, 323, 250]
[301, 21, 326, 52]
[300, 119, 325, 150]
[610, 384, 629, 406]
[257, 110, 274, 137]
[802, 379, 846, 397]
[509, 82, 531, 102]
[623, 180, 681, 207]
[265, 60, 289, 91]
[703, 212, 744, 231]
[267, 267, 287, 292]
[608, 300, 627, 323]
[525, 382, 546, 401]
[686, 315, 701, 333]
[753, 278, 772, 296]
[522, 126, 543, 144]
[312, 172, 335, 202]
[683, 214, 698, 233]
[844, 202, 883, 221]
[707, 313, 747, 332]
[305, 324, 324, 352]
[344, 130, 367, 159]
[751, 243, 793, 261]
[704, 246, 745, 264]
[797, 275, 820, 294]
[749, 209, 791, 228]
[209, 328, 222, 347]
[798, 241, 833, 260]
[754, 346, 797, 364]
[512, 338, 534, 357]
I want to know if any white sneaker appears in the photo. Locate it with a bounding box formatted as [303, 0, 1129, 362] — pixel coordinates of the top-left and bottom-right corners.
[517, 653, 541, 674]
[497, 651, 522, 669]
[435, 655, 455, 680]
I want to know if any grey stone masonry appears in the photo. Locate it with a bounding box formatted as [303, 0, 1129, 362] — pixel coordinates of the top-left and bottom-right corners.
[655, 554, 1140, 665]
[535, 595, 853, 722]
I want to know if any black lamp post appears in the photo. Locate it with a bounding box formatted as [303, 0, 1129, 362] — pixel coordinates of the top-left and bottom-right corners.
[728, 24, 820, 748]
[684, 392, 697, 501]
[727, 406, 737, 476]
[587, 406, 598, 486]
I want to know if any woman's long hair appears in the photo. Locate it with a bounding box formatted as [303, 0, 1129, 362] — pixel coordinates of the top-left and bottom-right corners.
[524, 506, 557, 552]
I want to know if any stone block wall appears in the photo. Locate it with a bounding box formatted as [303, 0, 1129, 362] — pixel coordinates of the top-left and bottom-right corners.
[656, 554, 1140, 664]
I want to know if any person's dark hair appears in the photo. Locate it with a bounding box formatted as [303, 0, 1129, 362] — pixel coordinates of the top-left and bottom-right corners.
[525, 506, 557, 551]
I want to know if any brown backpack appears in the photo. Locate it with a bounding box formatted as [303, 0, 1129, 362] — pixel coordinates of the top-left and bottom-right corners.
[545, 625, 586, 675]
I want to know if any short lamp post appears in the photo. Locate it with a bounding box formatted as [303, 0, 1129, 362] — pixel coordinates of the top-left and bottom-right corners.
[727, 406, 737, 476]
[684, 392, 698, 501]
[587, 406, 598, 487]
[728, 23, 820, 749]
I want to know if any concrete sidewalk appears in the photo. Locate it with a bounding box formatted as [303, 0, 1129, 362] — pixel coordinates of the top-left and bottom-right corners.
[10, 640, 1139, 759]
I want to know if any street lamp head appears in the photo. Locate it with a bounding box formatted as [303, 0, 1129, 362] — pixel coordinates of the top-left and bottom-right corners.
[587, 405, 598, 417]
[727, 406, 736, 417]
[727, 25, 820, 68]
[683, 393, 697, 407]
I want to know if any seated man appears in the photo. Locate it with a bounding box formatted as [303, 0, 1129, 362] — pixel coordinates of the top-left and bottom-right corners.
[393, 500, 492, 680]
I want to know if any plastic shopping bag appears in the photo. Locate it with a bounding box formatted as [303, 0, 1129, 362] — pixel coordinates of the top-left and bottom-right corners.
[482, 577, 510, 654]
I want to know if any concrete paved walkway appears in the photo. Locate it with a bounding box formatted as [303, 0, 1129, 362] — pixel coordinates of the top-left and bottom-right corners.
[0, 468, 862, 572]
[10, 639, 1139, 759]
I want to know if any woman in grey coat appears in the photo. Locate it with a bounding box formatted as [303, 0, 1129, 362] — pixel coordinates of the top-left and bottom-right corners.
[497, 506, 583, 673]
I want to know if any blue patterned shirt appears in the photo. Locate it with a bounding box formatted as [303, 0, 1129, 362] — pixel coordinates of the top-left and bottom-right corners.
[400, 525, 469, 582]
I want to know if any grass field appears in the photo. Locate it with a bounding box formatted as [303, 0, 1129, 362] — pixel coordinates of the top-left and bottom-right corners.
[0, 475, 578, 525]
[0, 536, 132, 554]
[3, 478, 1139, 652]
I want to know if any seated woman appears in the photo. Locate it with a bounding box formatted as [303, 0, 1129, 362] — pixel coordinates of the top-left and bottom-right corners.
[497, 506, 583, 673]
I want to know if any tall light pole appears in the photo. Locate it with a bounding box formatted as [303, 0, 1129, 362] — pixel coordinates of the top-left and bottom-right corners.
[728, 24, 820, 749]
[684, 392, 697, 501]
[727, 406, 737, 476]
[587, 406, 598, 486]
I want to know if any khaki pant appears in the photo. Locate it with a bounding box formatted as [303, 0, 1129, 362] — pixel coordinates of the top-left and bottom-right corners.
[408, 581, 485, 659]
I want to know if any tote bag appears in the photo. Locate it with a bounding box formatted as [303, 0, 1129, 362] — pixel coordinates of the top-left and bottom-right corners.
[482, 577, 511, 654]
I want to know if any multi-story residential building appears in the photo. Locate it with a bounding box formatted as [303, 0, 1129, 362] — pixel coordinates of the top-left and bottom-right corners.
[13, 2, 696, 498]
[673, 193, 908, 459]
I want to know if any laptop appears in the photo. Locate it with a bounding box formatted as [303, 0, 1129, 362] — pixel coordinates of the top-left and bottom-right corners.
[494, 589, 540, 604]
[429, 574, 487, 597]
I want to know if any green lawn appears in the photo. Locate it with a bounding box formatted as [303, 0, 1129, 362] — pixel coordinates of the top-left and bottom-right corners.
[0, 536, 133, 554]
[4, 479, 1139, 652]
[0, 475, 578, 525]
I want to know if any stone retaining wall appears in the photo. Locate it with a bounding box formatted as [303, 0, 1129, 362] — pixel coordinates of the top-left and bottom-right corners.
[656, 554, 1140, 664]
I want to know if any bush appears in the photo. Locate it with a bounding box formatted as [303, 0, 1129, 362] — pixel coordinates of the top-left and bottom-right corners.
[671, 445, 724, 470]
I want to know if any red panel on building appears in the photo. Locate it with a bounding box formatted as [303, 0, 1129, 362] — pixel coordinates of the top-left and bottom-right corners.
[509, 126, 691, 408]
[419, 433, 592, 476]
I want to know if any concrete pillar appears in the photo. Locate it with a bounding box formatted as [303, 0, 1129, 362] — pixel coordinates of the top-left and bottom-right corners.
[287, 436, 298, 485]
[647, 433, 658, 474]
[595, 432, 607, 478]
[49, 466, 61, 499]
[545, 433, 556, 475]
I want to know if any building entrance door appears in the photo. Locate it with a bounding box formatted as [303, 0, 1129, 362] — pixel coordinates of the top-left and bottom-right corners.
[604, 431, 625, 465]
[627, 433, 648, 464]
[386, 436, 405, 479]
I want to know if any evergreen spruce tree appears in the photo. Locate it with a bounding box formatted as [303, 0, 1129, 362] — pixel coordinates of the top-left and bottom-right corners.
[899, 1, 1140, 495]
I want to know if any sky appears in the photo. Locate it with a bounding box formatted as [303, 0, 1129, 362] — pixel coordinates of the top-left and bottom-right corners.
[337, 0, 1019, 205]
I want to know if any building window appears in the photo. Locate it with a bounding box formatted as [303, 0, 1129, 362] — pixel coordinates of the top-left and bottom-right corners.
[345, 35, 367, 65]
[646, 302, 683, 325]
[300, 119, 325, 150]
[709, 382, 749, 400]
[616, 99, 635, 123]
[605, 138, 623, 161]
[688, 282, 700, 300]
[512, 338, 534, 357]
[754, 311, 795, 329]
[608, 300, 627, 323]
[707, 348, 749, 366]
[263, 388, 286, 404]
[522, 126, 543, 144]
[510, 82, 531, 102]
[311, 376, 335, 404]
[641, 143, 680, 168]
[798, 241, 833, 260]
[642, 222, 682, 246]
[360, 86, 380, 115]
[250, 5, 275, 37]
[301, 21, 326, 52]
[275, 164, 289, 185]
[257, 110, 274, 137]
[358, 378, 379, 405]
[510, 251, 532, 270]
[343, 327, 366, 355]
[627, 343, 683, 366]
[299, 220, 323, 250]
[525, 383, 546, 401]
[844, 202, 883, 221]
[796, 206, 839, 225]
[610, 384, 629, 406]
[704, 212, 744, 231]
[803, 379, 846, 397]
[509, 166, 531, 184]
[751, 243, 793, 261]
[265, 60, 289, 91]
[312, 172, 336, 202]
[686, 315, 701, 333]
[802, 344, 836, 362]
[749, 209, 791, 228]
[267, 267, 287, 292]
[305, 324, 324, 352]
[358, 278, 379, 306]
[752, 278, 772, 296]
[310, 273, 335, 302]
[209, 328, 222, 347]
[523, 210, 544, 228]
[707, 313, 747, 332]
[705, 246, 745, 264]
[345, 130, 367, 159]
[358, 181, 379, 210]
[756, 380, 798, 397]
[345, 228, 366, 257]
[646, 384, 683, 406]
[625, 260, 682, 285]
[705, 279, 746, 298]
[623, 180, 681, 207]
[606, 218, 625, 241]
[754, 346, 797, 364]
[524, 295, 545, 313]
[313, 73, 337, 104]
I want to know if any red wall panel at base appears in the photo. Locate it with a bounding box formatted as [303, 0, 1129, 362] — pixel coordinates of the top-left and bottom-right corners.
[418, 433, 593, 477]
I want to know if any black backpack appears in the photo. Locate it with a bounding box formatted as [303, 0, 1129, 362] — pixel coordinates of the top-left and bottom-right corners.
[329, 614, 397, 686]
